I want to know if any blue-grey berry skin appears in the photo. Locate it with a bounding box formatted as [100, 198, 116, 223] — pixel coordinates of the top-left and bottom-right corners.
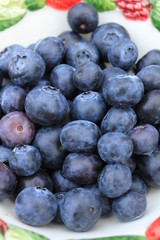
[108, 38, 138, 70]
[25, 86, 68, 126]
[101, 107, 137, 134]
[60, 188, 101, 232]
[130, 174, 147, 194]
[8, 49, 46, 87]
[50, 170, 79, 193]
[103, 74, 144, 108]
[72, 91, 107, 124]
[136, 49, 160, 71]
[102, 67, 126, 88]
[34, 37, 65, 71]
[97, 132, 133, 164]
[67, 3, 98, 34]
[58, 31, 83, 51]
[112, 191, 147, 222]
[124, 156, 136, 173]
[73, 62, 103, 91]
[53, 192, 66, 224]
[60, 120, 101, 153]
[137, 65, 160, 92]
[91, 23, 130, 62]
[128, 124, 159, 155]
[98, 164, 132, 198]
[15, 187, 58, 226]
[0, 72, 3, 87]
[33, 127, 67, 169]
[9, 145, 42, 176]
[62, 153, 104, 185]
[0, 145, 12, 163]
[50, 64, 78, 99]
[27, 43, 36, 51]
[66, 42, 99, 69]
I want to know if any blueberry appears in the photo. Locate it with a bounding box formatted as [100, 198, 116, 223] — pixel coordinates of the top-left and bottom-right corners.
[0, 145, 12, 163]
[98, 132, 133, 164]
[67, 3, 98, 34]
[137, 65, 160, 92]
[136, 90, 160, 125]
[34, 37, 65, 71]
[124, 156, 136, 173]
[108, 38, 138, 70]
[25, 86, 68, 126]
[101, 107, 137, 134]
[130, 174, 147, 194]
[0, 44, 25, 77]
[34, 79, 51, 88]
[62, 153, 104, 185]
[98, 164, 132, 198]
[50, 64, 78, 99]
[60, 188, 101, 232]
[73, 62, 103, 91]
[8, 49, 46, 87]
[58, 31, 83, 51]
[50, 170, 79, 193]
[91, 23, 130, 61]
[128, 124, 159, 155]
[0, 83, 26, 114]
[72, 91, 107, 123]
[136, 49, 160, 71]
[102, 67, 126, 88]
[33, 127, 67, 169]
[102, 74, 144, 108]
[0, 163, 17, 200]
[112, 191, 147, 222]
[27, 43, 36, 51]
[60, 120, 101, 153]
[54, 192, 66, 223]
[66, 42, 99, 68]
[9, 145, 42, 176]
[0, 111, 35, 148]
[15, 187, 57, 226]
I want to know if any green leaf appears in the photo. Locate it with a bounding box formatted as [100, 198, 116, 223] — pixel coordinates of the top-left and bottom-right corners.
[0, 0, 27, 31]
[151, 0, 160, 31]
[24, 0, 46, 11]
[79, 236, 147, 240]
[5, 225, 48, 240]
[0, 233, 4, 240]
[83, 0, 116, 12]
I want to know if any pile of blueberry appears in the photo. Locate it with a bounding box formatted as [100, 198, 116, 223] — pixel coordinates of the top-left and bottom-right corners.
[0, 2, 160, 232]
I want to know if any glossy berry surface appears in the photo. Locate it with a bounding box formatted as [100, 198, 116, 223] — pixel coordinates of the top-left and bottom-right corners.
[102, 67, 126, 88]
[136, 49, 160, 71]
[58, 31, 83, 51]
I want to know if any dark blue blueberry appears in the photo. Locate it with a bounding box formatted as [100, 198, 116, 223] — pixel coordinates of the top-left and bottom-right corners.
[124, 156, 136, 173]
[0, 83, 26, 114]
[0, 163, 17, 200]
[103, 74, 144, 108]
[15, 187, 57, 226]
[66, 42, 99, 69]
[35, 79, 51, 88]
[112, 191, 147, 222]
[58, 31, 83, 51]
[61, 100, 73, 126]
[50, 64, 78, 99]
[25, 86, 68, 126]
[72, 91, 107, 123]
[137, 90, 160, 125]
[0, 145, 12, 163]
[101, 107, 137, 134]
[9, 145, 42, 176]
[8, 49, 46, 87]
[50, 170, 79, 193]
[62, 153, 104, 185]
[73, 62, 103, 91]
[0, 71, 3, 86]
[53, 192, 66, 223]
[98, 164, 132, 198]
[34, 37, 65, 71]
[33, 127, 67, 169]
[27, 43, 36, 50]
[137, 147, 160, 187]
[91, 23, 130, 62]
[130, 174, 147, 194]
[128, 124, 159, 155]
[67, 3, 98, 34]
[137, 65, 160, 92]
[102, 67, 126, 88]
[98, 132, 133, 164]
[0, 44, 25, 77]
[136, 49, 160, 71]
[60, 188, 101, 232]
[60, 120, 101, 153]
[108, 38, 138, 70]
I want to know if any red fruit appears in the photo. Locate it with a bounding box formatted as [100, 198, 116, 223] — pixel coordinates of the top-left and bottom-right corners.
[116, 0, 152, 21]
[0, 219, 8, 234]
[46, 0, 81, 10]
[145, 217, 160, 240]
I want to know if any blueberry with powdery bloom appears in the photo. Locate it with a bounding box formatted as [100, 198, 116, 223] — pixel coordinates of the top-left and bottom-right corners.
[58, 31, 83, 51]
[130, 174, 147, 194]
[136, 49, 160, 71]
[54, 192, 66, 223]
[0, 145, 12, 163]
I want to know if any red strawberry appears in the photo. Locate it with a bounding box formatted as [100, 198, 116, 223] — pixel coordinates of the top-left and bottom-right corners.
[116, 0, 152, 21]
[145, 217, 160, 240]
[46, 0, 81, 10]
